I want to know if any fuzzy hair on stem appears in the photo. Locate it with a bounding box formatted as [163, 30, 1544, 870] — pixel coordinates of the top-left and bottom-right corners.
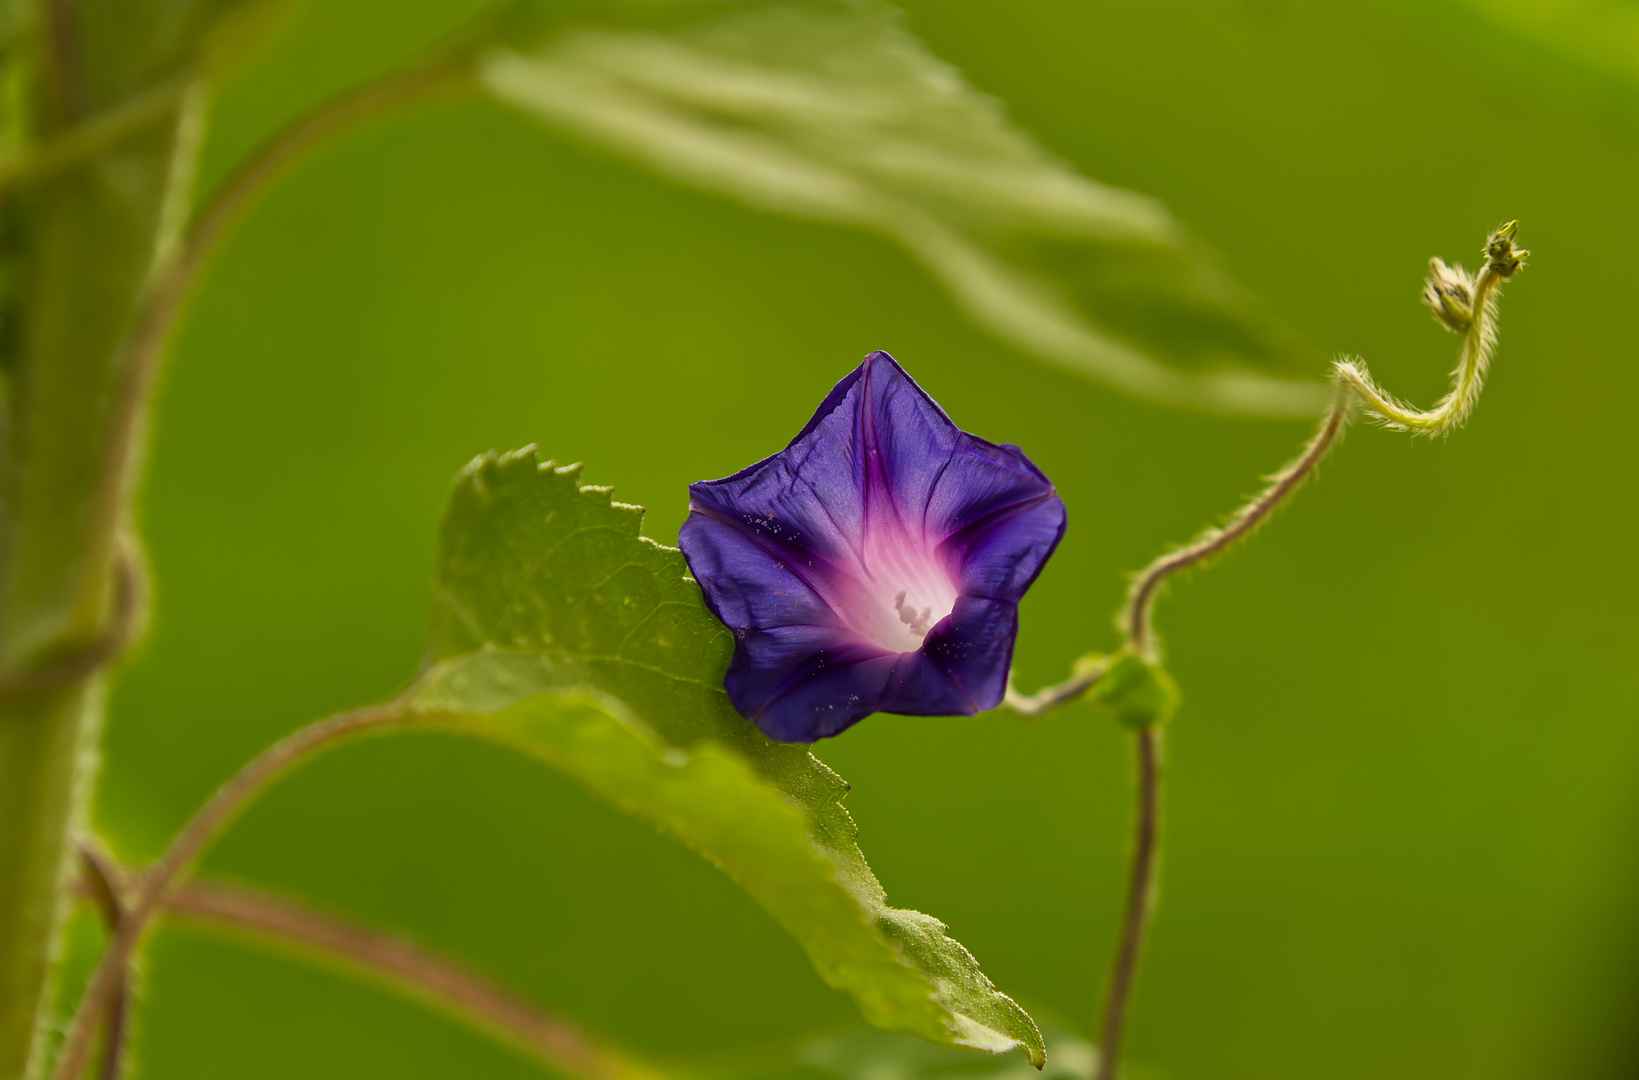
[1334, 221, 1526, 436]
[48, 701, 416, 1080]
[1005, 223, 1528, 1080]
[69, 861, 650, 1080]
[1005, 220, 1528, 712]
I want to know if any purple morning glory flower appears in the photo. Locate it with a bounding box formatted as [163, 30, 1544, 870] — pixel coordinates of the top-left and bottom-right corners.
[678, 351, 1067, 743]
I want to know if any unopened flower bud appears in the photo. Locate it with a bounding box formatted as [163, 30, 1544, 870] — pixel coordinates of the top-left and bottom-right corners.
[1485, 220, 1528, 279]
[1422, 256, 1475, 334]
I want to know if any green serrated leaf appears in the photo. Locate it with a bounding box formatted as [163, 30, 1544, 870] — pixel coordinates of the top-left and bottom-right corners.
[414, 447, 1045, 1065]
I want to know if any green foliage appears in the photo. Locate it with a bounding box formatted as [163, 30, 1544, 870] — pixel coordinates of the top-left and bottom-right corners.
[414, 447, 1045, 1064]
[482, 2, 1328, 417]
[1082, 653, 1180, 731]
[797, 1029, 1096, 1080]
[0, 3, 276, 1072]
[24, 1, 1626, 1075]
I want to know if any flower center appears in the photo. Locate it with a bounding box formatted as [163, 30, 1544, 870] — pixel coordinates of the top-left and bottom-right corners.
[836, 529, 958, 654]
[894, 591, 934, 636]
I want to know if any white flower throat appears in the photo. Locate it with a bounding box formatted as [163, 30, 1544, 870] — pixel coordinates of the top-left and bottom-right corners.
[893, 590, 934, 636]
[835, 524, 958, 654]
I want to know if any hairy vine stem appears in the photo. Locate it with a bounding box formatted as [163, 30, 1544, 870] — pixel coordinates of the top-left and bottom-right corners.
[0, 76, 191, 195]
[49, 701, 415, 1080]
[1123, 385, 1351, 660]
[1003, 658, 1110, 717]
[88, 52, 481, 602]
[1008, 223, 1527, 1080]
[71, 861, 650, 1080]
[1, 17, 499, 1072]
[0, 543, 142, 702]
[1092, 726, 1159, 1080]
[72, 846, 129, 1080]
[165, 879, 650, 1080]
[24, 25, 497, 1079]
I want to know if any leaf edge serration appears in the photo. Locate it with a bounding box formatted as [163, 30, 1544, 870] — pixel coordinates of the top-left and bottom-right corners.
[423, 446, 1045, 1065]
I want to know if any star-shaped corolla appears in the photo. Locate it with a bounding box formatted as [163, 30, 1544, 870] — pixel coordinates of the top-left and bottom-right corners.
[679, 351, 1067, 742]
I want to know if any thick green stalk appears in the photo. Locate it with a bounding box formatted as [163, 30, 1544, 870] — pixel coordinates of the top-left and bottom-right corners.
[0, 134, 172, 1080]
[0, 687, 105, 1078]
[0, 4, 224, 1074]
[0, 6, 483, 1070]
[1004, 223, 1527, 1080]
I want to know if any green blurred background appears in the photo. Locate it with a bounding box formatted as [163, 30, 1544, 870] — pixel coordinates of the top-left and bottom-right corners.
[90, 3, 1639, 1078]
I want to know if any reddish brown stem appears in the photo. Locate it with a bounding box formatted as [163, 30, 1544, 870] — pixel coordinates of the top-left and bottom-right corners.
[1125, 391, 1349, 659]
[74, 846, 130, 1080]
[167, 878, 652, 1080]
[50, 703, 411, 1080]
[1093, 725, 1161, 1080]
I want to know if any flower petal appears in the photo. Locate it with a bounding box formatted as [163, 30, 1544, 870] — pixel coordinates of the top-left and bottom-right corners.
[679, 351, 1066, 741]
[679, 509, 843, 635]
[718, 596, 1022, 742]
[939, 472, 1067, 601]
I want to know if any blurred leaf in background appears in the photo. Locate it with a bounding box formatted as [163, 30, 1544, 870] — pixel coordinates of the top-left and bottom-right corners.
[484, 3, 1328, 417]
[1460, 0, 1639, 89]
[62, 2, 1639, 1080]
